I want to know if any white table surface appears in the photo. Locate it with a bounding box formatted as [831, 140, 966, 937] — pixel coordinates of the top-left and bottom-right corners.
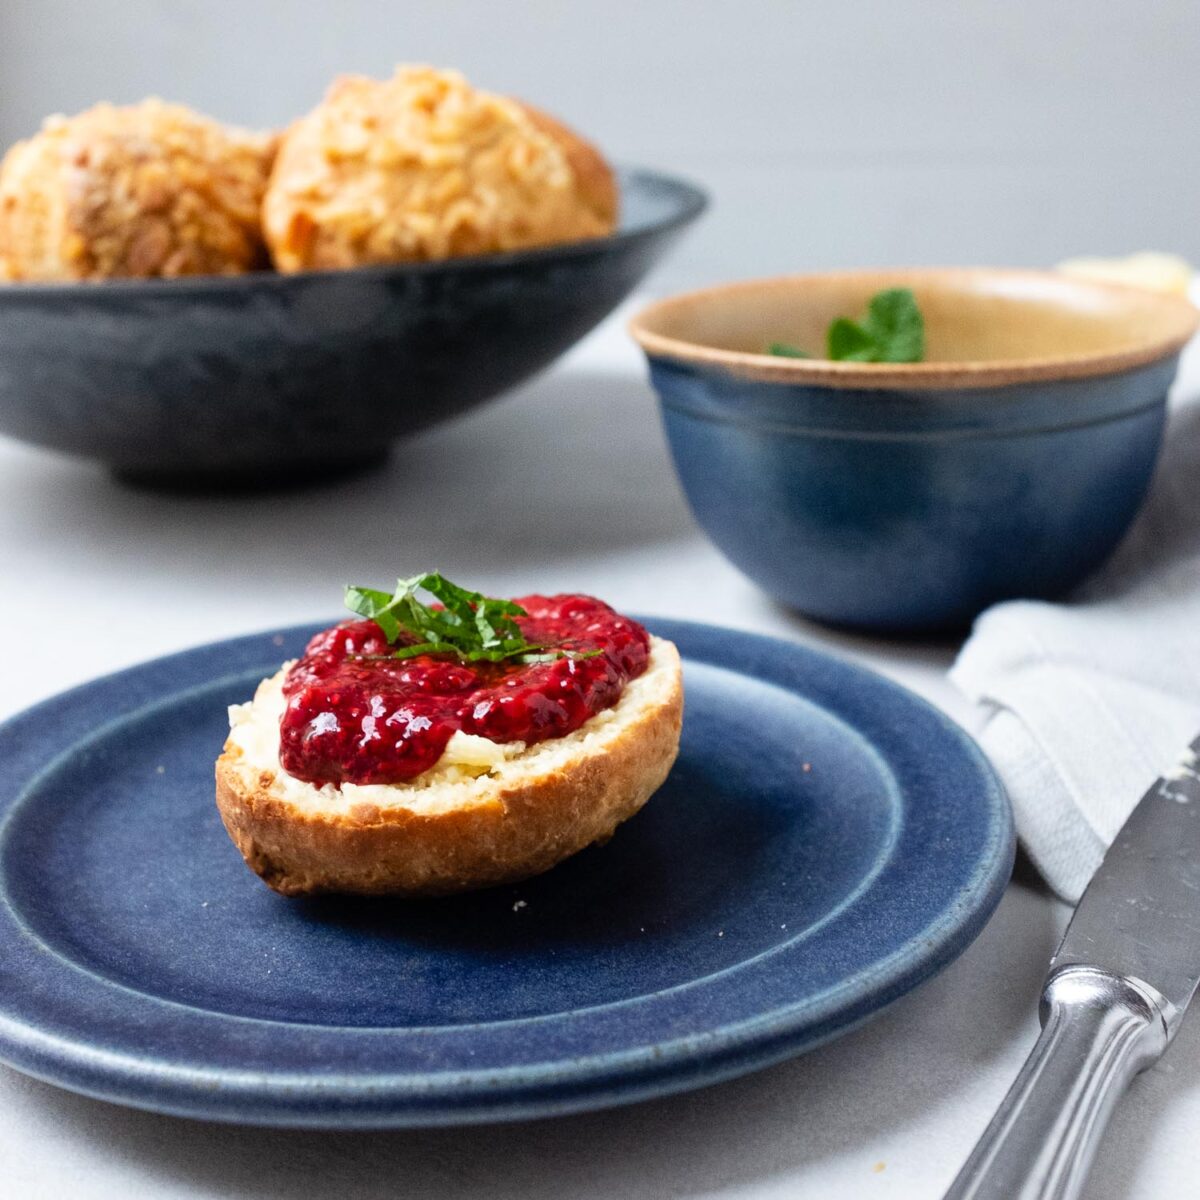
[1, 308, 1197, 1200]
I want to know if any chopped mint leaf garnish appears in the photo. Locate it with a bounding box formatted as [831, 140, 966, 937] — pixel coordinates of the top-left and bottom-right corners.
[343, 573, 599, 665]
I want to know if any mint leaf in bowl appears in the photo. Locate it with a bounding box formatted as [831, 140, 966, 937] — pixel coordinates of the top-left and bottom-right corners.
[769, 287, 926, 363]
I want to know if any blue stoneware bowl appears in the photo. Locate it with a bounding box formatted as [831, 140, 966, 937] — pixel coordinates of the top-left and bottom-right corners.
[0, 167, 704, 488]
[631, 269, 1198, 632]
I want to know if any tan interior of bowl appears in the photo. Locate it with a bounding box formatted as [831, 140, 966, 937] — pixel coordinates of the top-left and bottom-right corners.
[629, 268, 1199, 389]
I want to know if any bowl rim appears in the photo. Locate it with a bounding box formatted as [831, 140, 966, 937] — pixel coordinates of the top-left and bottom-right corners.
[0, 166, 707, 300]
[629, 267, 1199, 391]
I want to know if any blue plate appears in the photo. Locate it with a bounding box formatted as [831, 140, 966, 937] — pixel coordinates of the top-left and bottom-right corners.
[0, 619, 1012, 1127]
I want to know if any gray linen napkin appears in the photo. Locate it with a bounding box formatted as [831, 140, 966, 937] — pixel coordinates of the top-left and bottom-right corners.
[951, 339, 1200, 902]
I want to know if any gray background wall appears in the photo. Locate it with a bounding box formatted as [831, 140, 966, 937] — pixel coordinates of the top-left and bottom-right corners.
[2, 0, 1197, 291]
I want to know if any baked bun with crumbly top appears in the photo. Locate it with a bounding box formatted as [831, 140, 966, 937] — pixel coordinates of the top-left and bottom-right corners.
[262, 65, 618, 272]
[215, 636, 682, 897]
[0, 99, 274, 281]
[515, 102, 619, 231]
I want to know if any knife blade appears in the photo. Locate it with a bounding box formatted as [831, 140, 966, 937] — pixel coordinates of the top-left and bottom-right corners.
[1049, 732, 1200, 1027]
[945, 732, 1200, 1200]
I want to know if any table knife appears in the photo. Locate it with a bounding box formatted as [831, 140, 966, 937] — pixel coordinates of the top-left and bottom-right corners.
[945, 732, 1200, 1200]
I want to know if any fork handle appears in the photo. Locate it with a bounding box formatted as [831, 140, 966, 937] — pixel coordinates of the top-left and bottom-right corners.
[943, 966, 1169, 1200]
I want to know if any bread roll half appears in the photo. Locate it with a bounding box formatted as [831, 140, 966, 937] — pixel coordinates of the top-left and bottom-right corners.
[215, 636, 682, 896]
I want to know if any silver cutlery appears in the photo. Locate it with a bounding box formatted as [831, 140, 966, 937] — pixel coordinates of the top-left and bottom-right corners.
[945, 733, 1200, 1200]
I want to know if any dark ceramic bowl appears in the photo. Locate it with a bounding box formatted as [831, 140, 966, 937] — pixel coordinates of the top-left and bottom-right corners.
[0, 168, 705, 487]
[631, 269, 1199, 632]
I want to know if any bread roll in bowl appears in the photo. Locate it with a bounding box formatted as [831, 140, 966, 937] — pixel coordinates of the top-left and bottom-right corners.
[0, 99, 274, 281]
[262, 65, 618, 272]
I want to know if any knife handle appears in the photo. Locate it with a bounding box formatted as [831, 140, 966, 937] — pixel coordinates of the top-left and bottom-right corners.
[943, 965, 1170, 1200]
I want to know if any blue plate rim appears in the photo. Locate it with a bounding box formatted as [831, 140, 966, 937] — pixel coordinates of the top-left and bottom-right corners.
[0, 617, 1013, 1126]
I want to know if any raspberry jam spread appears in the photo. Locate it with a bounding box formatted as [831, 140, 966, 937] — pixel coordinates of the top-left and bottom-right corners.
[279, 594, 650, 786]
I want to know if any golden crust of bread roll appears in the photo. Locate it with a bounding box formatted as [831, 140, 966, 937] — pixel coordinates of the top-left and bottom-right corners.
[215, 638, 682, 897]
[0, 99, 275, 281]
[262, 65, 618, 273]
[516, 102, 619, 229]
